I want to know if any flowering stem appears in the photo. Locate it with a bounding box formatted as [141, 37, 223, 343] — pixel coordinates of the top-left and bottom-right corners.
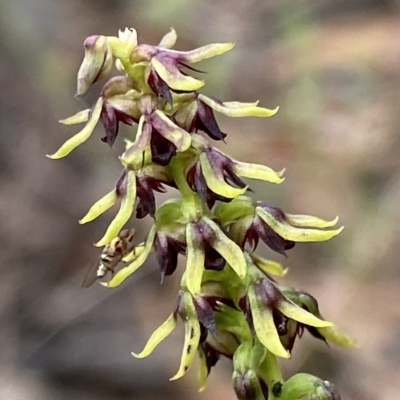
[260, 351, 284, 399]
[169, 155, 204, 220]
[52, 27, 350, 400]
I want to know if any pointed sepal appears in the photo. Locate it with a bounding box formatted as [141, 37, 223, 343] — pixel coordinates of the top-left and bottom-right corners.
[47, 98, 103, 159]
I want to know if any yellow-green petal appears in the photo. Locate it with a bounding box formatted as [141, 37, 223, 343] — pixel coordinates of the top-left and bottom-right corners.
[158, 28, 177, 49]
[47, 97, 103, 159]
[154, 110, 192, 152]
[280, 373, 325, 400]
[200, 153, 247, 198]
[121, 116, 150, 167]
[185, 223, 205, 296]
[59, 109, 90, 125]
[233, 161, 284, 184]
[122, 242, 145, 262]
[256, 206, 344, 242]
[152, 57, 204, 91]
[184, 43, 234, 63]
[77, 36, 112, 95]
[277, 300, 332, 328]
[79, 189, 118, 224]
[250, 253, 287, 277]
[214, 196, 254, 224]
[132, 313, 176, 358]
[197, 346, 208, 392]
[202, 217, 246, 279]
[95, 170, 136, 246]
[248, 286, 289, 358]
[285, 214, 339, 229]
[198, 94, 278, 117]
[317, 325, 357, 348]
[106, 226, 156, 287]
[170, 318, 201, 381]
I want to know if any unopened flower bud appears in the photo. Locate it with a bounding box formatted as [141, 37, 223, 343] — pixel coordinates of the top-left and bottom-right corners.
[76, 35, 113, 96]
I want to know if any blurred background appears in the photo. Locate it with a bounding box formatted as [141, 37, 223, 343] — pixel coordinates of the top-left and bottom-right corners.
[1, 0, 400, 399]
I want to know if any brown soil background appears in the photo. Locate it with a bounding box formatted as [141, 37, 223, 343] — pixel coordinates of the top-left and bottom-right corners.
[1, 1, 400, 399]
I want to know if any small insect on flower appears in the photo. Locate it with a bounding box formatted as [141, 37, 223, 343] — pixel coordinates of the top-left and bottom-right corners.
[82, 228, 135, 288]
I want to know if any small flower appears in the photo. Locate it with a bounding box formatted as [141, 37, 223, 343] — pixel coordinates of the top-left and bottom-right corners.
[153, 231, 186, 280]
[280, 373, 341, 400]
[173, 93, 279, 141]
[173, 93, 227, 140]
[280, 288, 357, 349]
[240, 264, 332, 358]
[48, 76, 141, 158]
[135, 41, 235, 101]
[132, 289, 216, 381]
[104, 199, 186, 287]
[232, 342, 269, 400]
[215, 196, 343, 256]
[122, 94, 192, 166]
[79, 168, 137, 246]
[98, 76, 141, 146]
[185, 216, 247, 296]
[186, 135, 284, 207]
[47, 97, 103, 159]
[104, 201, 248, 291]
[76, 35, 113, 96]
[135, 164, 176, 219]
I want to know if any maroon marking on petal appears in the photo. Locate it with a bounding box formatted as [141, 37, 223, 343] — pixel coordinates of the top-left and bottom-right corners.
[255, 217, 295, 256]
[298, 324, 304, 338]
[196, 101, 226, 140]
[193, 162, 208, 204]
[273, 309, 289, 336]
[154, 233, 182, 281]
[100, 103, 118, 147]
[258, 378, 269, 400]
[244, 224, 260, 250]
[114, 109, 138, 125]
[186, 161, 232, 209]
[173, 290, 184, 317]
[204, 243, 225, 271]
[154, 232, 168, 265]
[115, 169, 128, 197]
[239, 296, 255, 334]
[136, 185, 156, 219]
[256, 202, 287, 222]
[178, 61, 206, 73]
[147, 68, 172, 104]
[199, 324, 208, 344]
[136, 176, 167, 219]
[305, 326, 327, 343]
[150, 129, 177, 166]
[200, 342, 220, 375]
[186, 163, 197, 190]
[194, 297, 217, 335]
[168, 237, 186, 254]
[223, 167, 247, 189]
[253, 279, 280, 307]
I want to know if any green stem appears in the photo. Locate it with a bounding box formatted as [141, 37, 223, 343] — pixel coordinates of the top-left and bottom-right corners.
[169, 154, 203, 220]
[259, 350, 284, 399]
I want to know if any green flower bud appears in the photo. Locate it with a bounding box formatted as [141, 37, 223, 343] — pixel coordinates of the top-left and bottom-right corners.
[76, 35, 113, 96]
[280, 373, 341, 400]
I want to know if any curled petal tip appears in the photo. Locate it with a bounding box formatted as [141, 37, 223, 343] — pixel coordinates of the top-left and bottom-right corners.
[131, 351, 144, 359]
[278, 168, 286, 177]
[46, 153, 60, 160]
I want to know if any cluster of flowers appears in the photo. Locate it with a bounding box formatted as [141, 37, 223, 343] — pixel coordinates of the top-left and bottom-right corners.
[49, 28, 355, 400]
